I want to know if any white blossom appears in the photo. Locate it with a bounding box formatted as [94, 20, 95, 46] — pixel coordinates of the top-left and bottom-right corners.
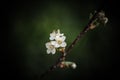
[45, 42, 56, 54]
[49, 29, 67, 48]
[55, 36, 66, 47]
[49, 29, 64, 40]
[46, 29, 67, 54]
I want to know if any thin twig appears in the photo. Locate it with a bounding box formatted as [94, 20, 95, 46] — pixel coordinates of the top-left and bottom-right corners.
[40, 9, 102, 79]
[65, 10, 100, 55]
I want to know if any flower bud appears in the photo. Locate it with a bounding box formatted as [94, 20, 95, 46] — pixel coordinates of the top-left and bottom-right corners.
[59, 61, 77, 69]
[71, 63, 77, 69]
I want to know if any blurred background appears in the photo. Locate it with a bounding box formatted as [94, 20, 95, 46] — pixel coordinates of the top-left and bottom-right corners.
[3, 0, 119, 80]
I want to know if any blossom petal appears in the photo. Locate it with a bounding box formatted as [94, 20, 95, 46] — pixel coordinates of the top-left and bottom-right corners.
[60, 42, 67, 47]
[55, 36, 60, 40]
[51, 48, 56, 54]
[45, 42, 51, 48]
[54, 43, 60, 48]
[49, 36, 55, 40]
[47, 49, 51, 54]
[49, 30, 56, 40]
[51, 41, 56, 45]
[61, 36, 66, 41]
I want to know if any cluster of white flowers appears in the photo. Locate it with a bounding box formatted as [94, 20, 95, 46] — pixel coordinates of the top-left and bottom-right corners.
[45, 29, 67, 54]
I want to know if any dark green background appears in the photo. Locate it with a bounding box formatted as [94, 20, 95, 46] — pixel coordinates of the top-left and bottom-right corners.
[4, 0, 119, 80]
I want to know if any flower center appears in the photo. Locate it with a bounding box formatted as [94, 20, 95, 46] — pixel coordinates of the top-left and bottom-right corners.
[57, 40, 62, 44]
[49, 45, 54, 49]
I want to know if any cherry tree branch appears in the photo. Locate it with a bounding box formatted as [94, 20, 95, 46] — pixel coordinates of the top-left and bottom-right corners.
[40, 9, 107, 79]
